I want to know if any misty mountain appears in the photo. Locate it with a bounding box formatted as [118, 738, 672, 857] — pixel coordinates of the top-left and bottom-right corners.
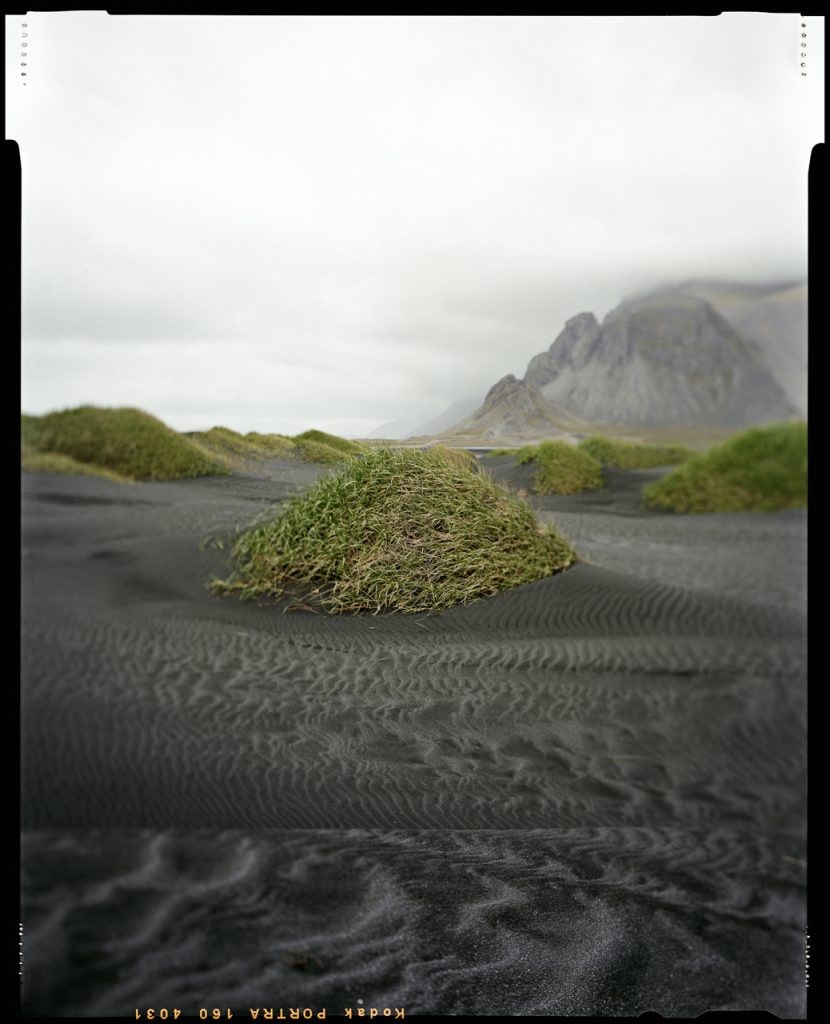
[526, 293, 795, 426]
[432, 282, 802, 441]
[437, 375, 592, 442]
[663, 280, 807, 416]
[369, 397, 481, 440]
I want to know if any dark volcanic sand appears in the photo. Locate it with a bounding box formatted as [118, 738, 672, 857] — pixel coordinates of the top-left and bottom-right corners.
[20, 457, 807, 1018]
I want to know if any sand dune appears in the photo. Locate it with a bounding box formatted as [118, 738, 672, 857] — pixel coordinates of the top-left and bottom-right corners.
[20, 457, 806, 1016]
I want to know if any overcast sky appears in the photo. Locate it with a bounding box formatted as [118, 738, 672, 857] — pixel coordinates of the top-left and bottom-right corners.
[7, 13, 824, 436]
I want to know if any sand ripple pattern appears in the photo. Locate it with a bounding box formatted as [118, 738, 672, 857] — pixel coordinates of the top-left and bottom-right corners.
[22, 598, 804, 831]
[21, 469, 806, 1015]
[22, 829, 806, 1018]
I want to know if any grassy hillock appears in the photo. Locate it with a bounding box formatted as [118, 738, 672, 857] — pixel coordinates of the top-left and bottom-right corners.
[425, 445, 479, 471]
[190, 426, 295, 462]
[212, 446, 576, 614]
[21, 447, 131, 483]
[496, 440, 603, 495]
[643, 422, 807, 513]
[292, 430, 366, 465]
[578, 435, 695, 469]
[532, 441, 603, 495]
[22, 406, 227, 482]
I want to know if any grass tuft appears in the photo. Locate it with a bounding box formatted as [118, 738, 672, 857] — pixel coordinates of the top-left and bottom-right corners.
[532, 441, 603, 495]
[292, 429, 366, 456]
[212, 446, 576, 614]
[23, 406, 227, 481]
[643, 422, 807, 513]
[293, 439, 353, 464]
[515, 446, 540, 466]
[425, 445, 479, 472]
[190, 426, 295, 462]
[578, 435, 695, 469]
[502, 440, 603, 494]
[21, 446, 132, 483]
[244, 432, 295, 457]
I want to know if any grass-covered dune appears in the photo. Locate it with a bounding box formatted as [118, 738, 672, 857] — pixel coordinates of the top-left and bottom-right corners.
[213, 446, 576, 614]
[23, 406, 227, 482]
[424, 444, 479, 472]
[23, 407, 370, 479]
[492, 440, 603, 495]
[292, 430, 366, 464]
[21, 448, 131, 483]
[189, 426, 365, 466]
[530, 441, 603, 495]
[293, 429, 365, 455]
[578, 435, 695, 469]
[643, 422, 807, 513]
[189, 427, 295, 461]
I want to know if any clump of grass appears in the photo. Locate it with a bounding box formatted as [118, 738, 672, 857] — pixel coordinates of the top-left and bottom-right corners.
[426, 445, 479, 472]
[532, 441, 603, 495]
[21, 446, 132, 483]
[293, 439, 353, 464]
[190, 426, 260, 459]
[191, 426, 295, 462]
[292, 429, 365, 457]
[24, 406, 227, 481]
[578, 435, 694, 469]
[211, 446, 576, 614]
[290, 429, 367, 465]
[244, 432, 295, 457]
[21, 414, 45, 448]
[643, 422, 807, 513]
[501, 440, 602, 495]
[515, 446, 540, 466]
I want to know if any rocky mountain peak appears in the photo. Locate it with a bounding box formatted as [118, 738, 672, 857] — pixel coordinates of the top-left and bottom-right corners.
[428, 279, 804, 443]
[525, 312, 601, 390]
[483, 374, 525, 407]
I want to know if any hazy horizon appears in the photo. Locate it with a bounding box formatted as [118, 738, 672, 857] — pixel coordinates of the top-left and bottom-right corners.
[8, 13, 823, 436]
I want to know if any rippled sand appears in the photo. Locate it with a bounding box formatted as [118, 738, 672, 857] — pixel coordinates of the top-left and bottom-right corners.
[20, 457, 806, 1017]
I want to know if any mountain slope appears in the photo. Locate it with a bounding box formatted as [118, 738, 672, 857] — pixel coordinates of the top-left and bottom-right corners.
[437, 374, 592, 442]
[668, 280, 807, 416]
[522, 293, 796, 428]
[369, 396, 482, 440]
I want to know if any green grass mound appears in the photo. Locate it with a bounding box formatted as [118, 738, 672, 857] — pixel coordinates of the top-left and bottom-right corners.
[515, 446, 540, 466]
[212, 446, 576, 614]
[578, 435, 694, 469]
[505, 441, 603, 495]
[191, 426, 295, 461]
[643, 422, 807, 513]
[21, 447, 131, 483]
[426, 445, 479, 471]
[244, 432, 295, 457]
[290, 429, 366, 465]
[292, 429, 365, 457]
[24, 406, 227, 482]
[293, 439, 353, 464]
[21, 414, 45, 448]
[532, 441, 603, 495]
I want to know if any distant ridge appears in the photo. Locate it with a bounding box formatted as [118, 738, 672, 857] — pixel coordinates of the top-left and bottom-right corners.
[369, 396, 481, 440]
[436, 374, 592, 442]
[525, 293, 794, 427]
[427, 280, 802, 443]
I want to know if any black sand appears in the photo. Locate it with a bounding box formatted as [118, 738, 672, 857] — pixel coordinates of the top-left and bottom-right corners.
[20, 457, 807, 1017]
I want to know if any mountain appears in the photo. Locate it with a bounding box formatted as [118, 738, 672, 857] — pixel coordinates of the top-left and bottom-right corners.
[369, 397, 481, 440]
[430, 283, 802, 443]
[524, 292, 795, 427]
[435, 374, 592, 442]
[367, 414, 428, 440]
[663, 280, 807, 416]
